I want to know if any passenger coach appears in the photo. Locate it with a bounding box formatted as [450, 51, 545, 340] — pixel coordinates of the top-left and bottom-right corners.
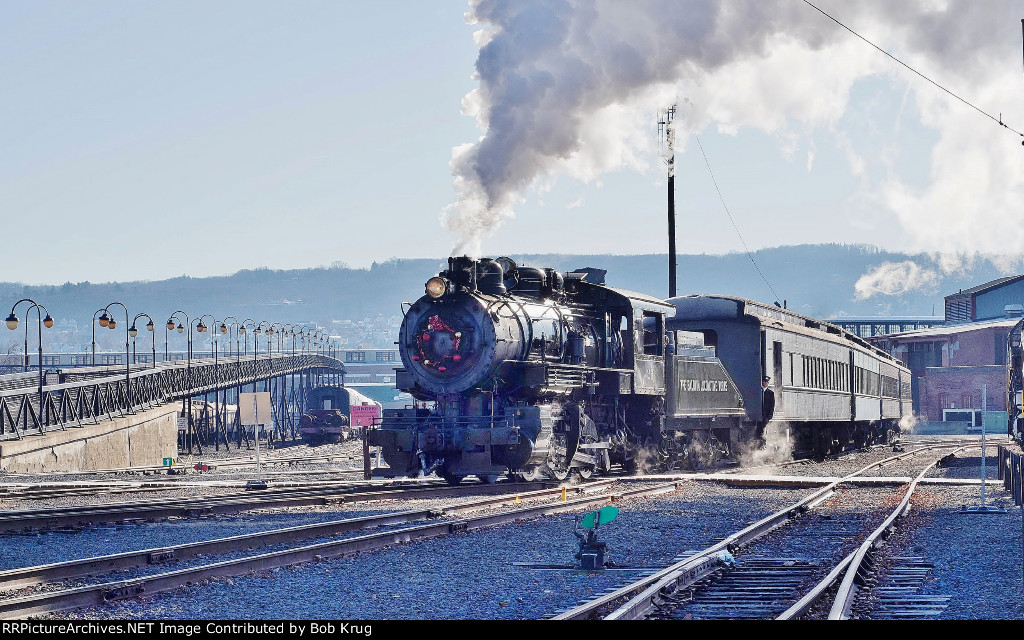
[666, 295, 912, 456]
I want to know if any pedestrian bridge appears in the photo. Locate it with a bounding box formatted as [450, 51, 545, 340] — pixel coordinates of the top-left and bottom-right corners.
[0, 353, 344, 443]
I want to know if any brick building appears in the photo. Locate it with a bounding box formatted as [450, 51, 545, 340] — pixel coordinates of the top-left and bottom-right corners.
[870, 319, 1015, 426]
[869, 275, 1024, 429]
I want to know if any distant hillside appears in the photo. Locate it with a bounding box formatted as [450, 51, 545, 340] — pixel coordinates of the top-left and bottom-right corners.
[0, 244, 1015, 353]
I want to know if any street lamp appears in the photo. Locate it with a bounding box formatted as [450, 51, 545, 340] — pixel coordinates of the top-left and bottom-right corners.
[168, 311, 195, 451]
[240, 318, 259, 356]
[90, 307, 108, 367]
[6, 299, 53, 421]
[222, 316, 241, 359]
[194, 314, 220, 445]
[7, 299, 53, 374]
[130, 313, 156, 368]
[102, 302, 132, 410]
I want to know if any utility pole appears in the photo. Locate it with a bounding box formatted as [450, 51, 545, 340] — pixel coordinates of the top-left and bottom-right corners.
[659, 105, 677, 298]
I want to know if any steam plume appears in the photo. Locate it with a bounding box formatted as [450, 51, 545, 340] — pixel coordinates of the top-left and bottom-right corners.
[854, 260, 940, 299]
[445, 0, 1024, 261]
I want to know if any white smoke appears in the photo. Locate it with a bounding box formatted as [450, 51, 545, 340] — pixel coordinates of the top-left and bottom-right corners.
[855, 250, 1024, 299]
[736, 422, 794, 469]
[445, 0, 1024, 259]
[854, 260, 940, 299]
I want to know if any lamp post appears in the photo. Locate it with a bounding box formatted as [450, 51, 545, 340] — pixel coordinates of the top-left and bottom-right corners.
[240, 318, 258, 357]
[7, 300, 53, 374]
[194, 314, 220, 447]
[168, 311, 196, 452]
[253, 321, 271, 389]
[90, 307, 108, 367]
[222, 316, 241, 359]
[221, 316, 243, 447]
[272, 323, 294, 440]
[129, 313, 156, 368]
[166, 310, 189, 363]
[102, 302, 131, 411]
[6, 299, 53, 422]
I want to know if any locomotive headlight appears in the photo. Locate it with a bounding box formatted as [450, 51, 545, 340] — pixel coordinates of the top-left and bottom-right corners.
[425, 277, 448, 298]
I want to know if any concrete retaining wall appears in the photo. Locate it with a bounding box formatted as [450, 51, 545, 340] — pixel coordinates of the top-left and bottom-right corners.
[0, 405, 179, 473]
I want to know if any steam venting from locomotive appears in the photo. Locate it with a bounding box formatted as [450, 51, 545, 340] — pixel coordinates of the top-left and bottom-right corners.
[446, 0, 1024, 268]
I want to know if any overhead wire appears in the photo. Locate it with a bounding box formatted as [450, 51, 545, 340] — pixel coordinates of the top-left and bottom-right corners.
[802, 0, 1024, 140]
[693, 134, 783, 305]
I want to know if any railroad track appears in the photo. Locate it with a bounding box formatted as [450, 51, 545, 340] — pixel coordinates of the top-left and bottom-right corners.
[0, 479, 675, 619]
[552, 443, 973, 620]
[0, 478, 566, 532]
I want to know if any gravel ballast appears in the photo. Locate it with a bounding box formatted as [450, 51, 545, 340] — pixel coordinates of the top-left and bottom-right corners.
[1, 434, 1018, 620]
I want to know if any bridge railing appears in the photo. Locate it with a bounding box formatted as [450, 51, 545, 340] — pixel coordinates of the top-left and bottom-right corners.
[0, 354, 344, 441]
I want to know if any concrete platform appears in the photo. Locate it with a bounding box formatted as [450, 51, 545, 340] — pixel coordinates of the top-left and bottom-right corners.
[0, 405, 179, 473]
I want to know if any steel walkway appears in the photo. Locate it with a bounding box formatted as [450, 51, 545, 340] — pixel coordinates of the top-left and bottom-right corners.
[0, 354, 344, 441]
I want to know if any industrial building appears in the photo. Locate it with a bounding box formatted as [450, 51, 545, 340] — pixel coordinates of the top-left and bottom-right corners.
[869, 275, 1024, 431]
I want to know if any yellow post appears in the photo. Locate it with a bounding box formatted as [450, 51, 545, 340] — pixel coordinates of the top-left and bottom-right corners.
[561, 486, 566, 502]
[515, 495, 520, 504]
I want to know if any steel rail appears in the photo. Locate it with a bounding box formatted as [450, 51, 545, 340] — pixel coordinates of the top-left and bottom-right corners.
[0, 481, 676, 619]
[0, 480, 615, 590]
[775, 446, 971, 620]
[824, 445, 970, 620]
[0, 479, 573, 532]
[553, 442, 968, 620]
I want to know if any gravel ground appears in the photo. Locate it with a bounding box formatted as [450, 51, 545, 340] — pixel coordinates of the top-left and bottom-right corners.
[41, 483, 807, 620]
[861, 485, 1022, 620]
[6, 434, 1022, 620]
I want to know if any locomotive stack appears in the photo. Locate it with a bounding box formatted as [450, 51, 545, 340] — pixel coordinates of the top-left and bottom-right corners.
[369, 256, 912, 483]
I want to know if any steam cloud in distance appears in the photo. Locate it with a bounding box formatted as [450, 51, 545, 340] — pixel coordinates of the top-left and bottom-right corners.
[444, 0, 1024, 274]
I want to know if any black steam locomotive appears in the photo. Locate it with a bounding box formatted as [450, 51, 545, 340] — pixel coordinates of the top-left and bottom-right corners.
[370, 257, 911, 483]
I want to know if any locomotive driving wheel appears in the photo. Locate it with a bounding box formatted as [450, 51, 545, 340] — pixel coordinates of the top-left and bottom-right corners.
[549, 423, 584, 482]
[547, 464, 571, 482]
[572, 467, 593, 481]
[511, 466, 544, 482]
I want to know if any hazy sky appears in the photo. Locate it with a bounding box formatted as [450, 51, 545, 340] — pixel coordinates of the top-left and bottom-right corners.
[2, 1, 1023, 286]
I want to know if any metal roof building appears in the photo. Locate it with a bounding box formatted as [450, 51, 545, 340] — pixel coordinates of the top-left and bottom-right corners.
[944, 275, 1024, 323]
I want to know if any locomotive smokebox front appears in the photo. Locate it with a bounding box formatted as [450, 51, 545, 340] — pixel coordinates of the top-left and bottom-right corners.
[399, 258, 529, 395]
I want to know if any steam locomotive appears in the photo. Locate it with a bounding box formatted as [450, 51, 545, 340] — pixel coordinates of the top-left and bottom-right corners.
[369, 256, 911, 483]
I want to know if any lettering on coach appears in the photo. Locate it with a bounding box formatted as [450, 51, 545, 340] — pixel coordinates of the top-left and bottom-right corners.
[679, 378, 730, 393]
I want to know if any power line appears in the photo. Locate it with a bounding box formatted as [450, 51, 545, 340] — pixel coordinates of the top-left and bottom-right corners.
[693, 134, 783, 305]
[803, 0, 1024, 139]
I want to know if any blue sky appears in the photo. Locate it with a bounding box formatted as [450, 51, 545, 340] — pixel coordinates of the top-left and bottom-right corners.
[2, 1, 1022, 287]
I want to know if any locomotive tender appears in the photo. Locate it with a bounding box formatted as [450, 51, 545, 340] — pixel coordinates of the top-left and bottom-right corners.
[370, 257, 911, 483]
